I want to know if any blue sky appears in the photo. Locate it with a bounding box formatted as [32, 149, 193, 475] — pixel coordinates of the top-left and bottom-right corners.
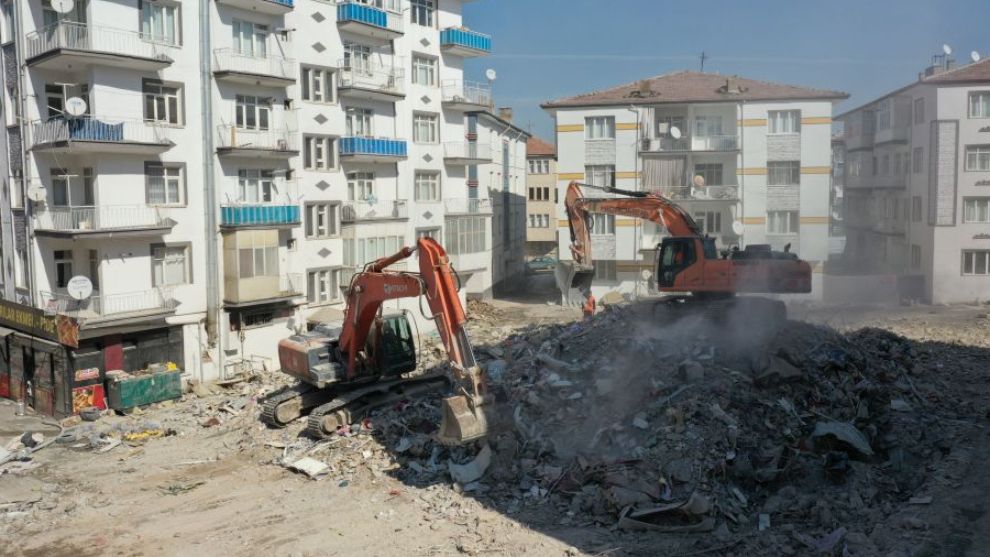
[461, 0, 990, 140]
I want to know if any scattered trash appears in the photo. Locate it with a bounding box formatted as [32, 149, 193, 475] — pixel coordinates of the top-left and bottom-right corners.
[285, 457, 330, 480]
[618, 492, 715, 532]
[159, 480, 206, 496]
[758, 513, 771, 531]
[448, 444, 492, 484]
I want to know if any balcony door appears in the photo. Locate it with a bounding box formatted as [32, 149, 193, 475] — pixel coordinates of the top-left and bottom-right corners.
[346, 108, 373, 137]
[235, 95, 271, 131]
[344, 43, 373, 76]
[238, 169, 275, 203]
[233, 20, 267, 58]
[50, 168, 94, 207]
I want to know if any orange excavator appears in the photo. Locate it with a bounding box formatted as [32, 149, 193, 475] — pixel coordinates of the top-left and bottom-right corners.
[559, 181, 812, 318]
[262, 237, 491, 444]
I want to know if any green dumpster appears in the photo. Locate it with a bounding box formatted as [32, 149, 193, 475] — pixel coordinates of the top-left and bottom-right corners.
[107, 369, 182, 410]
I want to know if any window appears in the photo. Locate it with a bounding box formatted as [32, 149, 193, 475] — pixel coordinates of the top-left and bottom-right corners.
[305, 202, 339, 239]
[414, 171, 440, 201]
[15, 247, 26, 289]
[876, 99, 891, 130]
[528, 159, 550, 174]
[146, 163, 184, 206]
[893, 153, 902, 175]
[303, 136, 335, 171]
[693, 211, 722, 235]
[872, 156, 878, 176]
[410, 0, 434, 27]
[152, 244, 190, 286]
[767, 211, 798, 234]
[964, 198, 990, 223]
[51, 167, 94, 207]
[445, 217, 486, 255]
[585, 165, 615, 188]
[416, 227, 439, 240]
[140, 0, 178, 45]
[232, 20, 267, 57]
[528, 187, 551, 201]
[902, 151, 911, 175]
[528, 214, 550, 228]
[237, 238, 278, 279]
[307, 268, 341, 304]
[585, 116, 615, 140]
[237, 169, 275, 203]
[694, 115, 723, 137]
[54, 250, 72, 289]
[347, 171, 375, 200]
[913, 147, 923, 173]
[238, 309, 274, 328]
[914, 98, 925, 124]
[963, 250, 990, 275]
[235, 95, 270, 131]
[768, 110, 800, 134]
[911, 245, 921, 270]
[589, 213, 615, 235]
[45, 83, 88, 120]
[767, 161, 800, 185]
[881, 154, 890, 175]
[346, 107, 373, 137]
[88, 249, 100, 290]
[413, 113, 439, 143]
[912, 196, 922, 222]
[143, 81, 181, 125]
[966, 146, 990, 171]
[970, 92, 990, 118]
[694, 163, 723, 186]
[345, 236, 404, 266]
[301, 67, 334, 103]
[594, 260, 617, 281]
[412, 56, 437, 86]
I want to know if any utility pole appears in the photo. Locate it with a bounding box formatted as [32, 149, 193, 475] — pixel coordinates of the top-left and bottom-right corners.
[699, 51, 708, 72]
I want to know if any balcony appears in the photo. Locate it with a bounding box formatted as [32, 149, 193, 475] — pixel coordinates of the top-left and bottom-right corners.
[213, 48, 295, 88]
[441, 80, 492, 111]
[336, 1, 403, 41]
[34, 205, 175, 239]
[648, 185, 739, 202]
[444, 198, 492, 215]
[874, 125, 910, 146]
[216, 125, 298, 158]
[216, 0, 293, 15]
[341, 199, 408, 222]
[29, 117, 174, 154]
[443, 142, 492, 165]
[640, 134, 738, 154]
[224, 272, 304, 307]
[25, 22, 175, 71]
[39, 288, 178, 322]
[440, 28, 491, 57]
[337, 59, 405, 102]
[339, 136, 407, 163]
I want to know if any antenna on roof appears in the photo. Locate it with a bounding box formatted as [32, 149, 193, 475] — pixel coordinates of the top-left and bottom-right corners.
[972, 50, 982, 63]
[699, 51, 708, 72]
[942, 44, 953, 56]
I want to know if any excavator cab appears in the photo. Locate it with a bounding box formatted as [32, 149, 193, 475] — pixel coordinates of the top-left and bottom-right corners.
[369, 313, 417, 377]
[657, 237, 697, 287]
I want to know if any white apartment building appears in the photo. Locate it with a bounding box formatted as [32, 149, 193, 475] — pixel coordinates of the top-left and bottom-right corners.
[542, 71, 847, 302]
[836, 56, 990, 304]
[525, 135, 558, 259]
[0, 0, 498, 393]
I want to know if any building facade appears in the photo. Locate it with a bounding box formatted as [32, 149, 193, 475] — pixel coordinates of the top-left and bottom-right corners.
[837, 57, 990, 304]
[542, 71, 847, 302]
[0, 0, 497, 396]
[525, 136, 557, 259]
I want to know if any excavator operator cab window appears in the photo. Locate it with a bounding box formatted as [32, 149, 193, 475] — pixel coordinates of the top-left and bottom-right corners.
[375, 313, 417, 377]
[657, 238, 696, 287]
[702, 237, 718, 260]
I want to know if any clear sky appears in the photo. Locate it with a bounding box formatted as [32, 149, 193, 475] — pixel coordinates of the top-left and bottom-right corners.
[461, 0, 990, 141]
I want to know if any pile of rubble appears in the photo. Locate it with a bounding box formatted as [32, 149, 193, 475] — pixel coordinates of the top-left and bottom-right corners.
[274, 301, 976, 554]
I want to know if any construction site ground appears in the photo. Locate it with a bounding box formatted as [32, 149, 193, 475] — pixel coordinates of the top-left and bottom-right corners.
[3, 274, 990, 557]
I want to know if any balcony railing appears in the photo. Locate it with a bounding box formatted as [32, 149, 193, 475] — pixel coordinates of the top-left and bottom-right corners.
[337, 59, 405, 97]
[213, 48, 295, 81]
[339, 136, 407, 158]
[216, 0, 293, 14]
[444, 198, 492, 215]
[29, 117, 171, 149]
[216, 125, 297, 153]
[337, 1, 403, 35]
[440, 28, 491, 55]
[39, 287, 177, 317]
[341, 199, 408, 222]
[26, 21, 175, 63]
[441, 80, 492, 108]
[648, 185, 740, 201]
[280, 273, 303, 295]
[443, 142, 492, 161]
[35, 205, 170, 231]
[640, 135, 738, 153]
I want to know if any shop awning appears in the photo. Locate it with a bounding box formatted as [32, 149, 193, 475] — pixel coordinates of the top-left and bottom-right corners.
[0, 327, 15, 338]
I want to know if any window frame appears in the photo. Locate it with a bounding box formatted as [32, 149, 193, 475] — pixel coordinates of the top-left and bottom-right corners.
[767, 210, 799, 235]
[413, 112, 439, 144]
[232, 19, 268, 58]
[585, 164, 615, 188]
[912, 147, 923, 174]
[346, 171, 375, 201]
[151, 243, 191, 287]
[307, 267, 341, 305]
[235, 94, 271, 131]
[913, 98, 925, 124]
[345, 107, 373, 137]
[963, 197, 990, 224]
[145, 162, 185, 206]
[303, 135, 336, 171]
[768, 110, 801, 134]
[965, 145, 990, 172]
[767, 161, 800, 186]
[54, 249, 73, 289]
[301, 66, 335, 104]
[305, 202, 340, 239]
[414, 171, 440, 202]
[410, 0, 435, 28]
[584, 116, 615, 140]
[411, 55, 437, 87]
[962, 250, 990, 276]
[139, 0, 179, 46]
[969, 92, 990, 119]
[143, 80, 182, 126]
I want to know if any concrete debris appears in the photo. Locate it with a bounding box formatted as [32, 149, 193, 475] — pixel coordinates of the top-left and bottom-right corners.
[448, 444, 492, 484]
[812, 421, 874, 458]
[285, 457, 330, 480]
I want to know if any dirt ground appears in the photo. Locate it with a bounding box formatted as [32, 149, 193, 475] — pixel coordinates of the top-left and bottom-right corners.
[2, 275, 990, 557]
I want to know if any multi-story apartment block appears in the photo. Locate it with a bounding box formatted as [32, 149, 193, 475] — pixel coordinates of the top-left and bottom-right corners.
[525, 136, 557, 259]
[0, 0, 499, 413]
[542, 71, 847, 302]
[836, 57, 990, 304]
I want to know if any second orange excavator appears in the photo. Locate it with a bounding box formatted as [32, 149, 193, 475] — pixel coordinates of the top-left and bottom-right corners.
[558, 181, 812, 318]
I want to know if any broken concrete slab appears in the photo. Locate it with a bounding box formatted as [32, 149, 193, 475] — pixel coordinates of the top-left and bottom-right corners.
[448, 444, 492, 484]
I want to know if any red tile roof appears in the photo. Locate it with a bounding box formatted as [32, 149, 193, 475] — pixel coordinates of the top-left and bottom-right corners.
[924, 58, 990, 83]
[527, 136, 556, 157]
[542, 70, 848, 108]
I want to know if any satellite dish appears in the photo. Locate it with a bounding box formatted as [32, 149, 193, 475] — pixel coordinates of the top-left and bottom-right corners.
[972, 51, 982, 63]
[731, 220, 744, 235]
[64, 96, 87, 117]
[66, 275, 93, 301]
[942, 44, 952, 55]
[485, 69, 497, 81]
[26, 184, 47, 202]
[669, 125, 682, 139]
[50, 0, 73, 14]
[692, 174, 706, 188]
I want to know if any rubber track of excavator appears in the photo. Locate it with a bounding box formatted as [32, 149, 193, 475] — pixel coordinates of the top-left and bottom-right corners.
[260, 383, 320, 428]
[304, 375, 451, 438]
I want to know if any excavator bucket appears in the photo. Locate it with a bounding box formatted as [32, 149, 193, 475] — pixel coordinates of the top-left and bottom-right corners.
[436, 394, 490, 445]
[554, 261, 595, 304]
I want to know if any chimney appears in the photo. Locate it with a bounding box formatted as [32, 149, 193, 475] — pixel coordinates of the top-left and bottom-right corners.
[498, 106, 513, 122]
[638, 80, 652, 96]
[725, 77, 738, 94]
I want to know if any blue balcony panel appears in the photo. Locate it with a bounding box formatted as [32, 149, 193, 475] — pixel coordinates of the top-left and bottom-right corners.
[221, 205, 300, 228]
[440, 28, 491, 56]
